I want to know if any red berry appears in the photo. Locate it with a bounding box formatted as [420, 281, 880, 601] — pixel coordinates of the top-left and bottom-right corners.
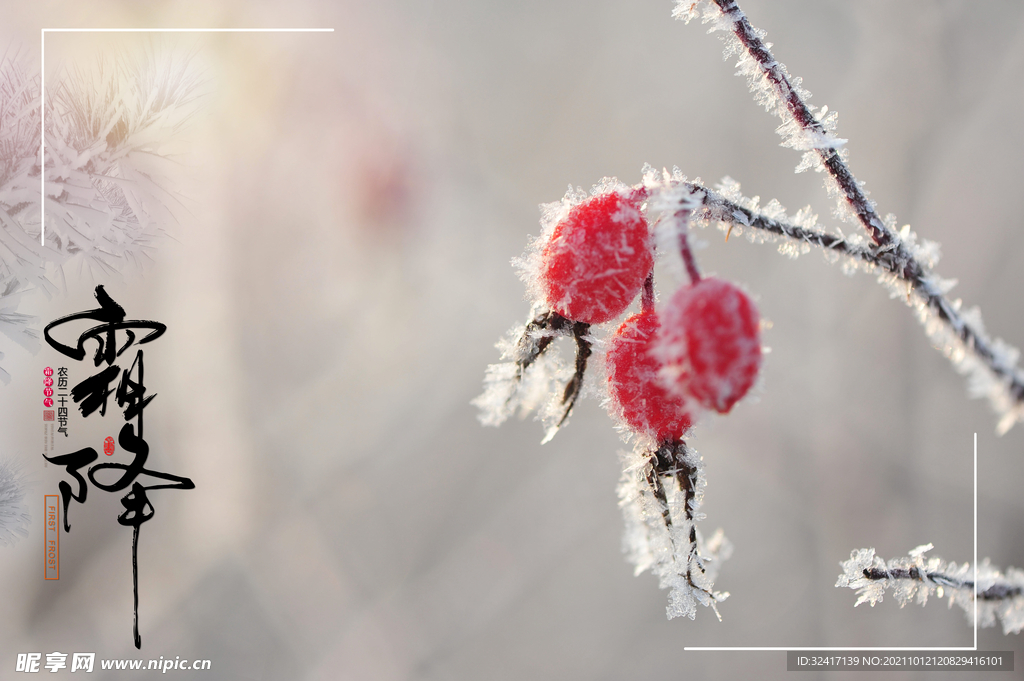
[607, 310, 693, 442]
[658, 277, 761, 414]
[540, 191, 653, 325]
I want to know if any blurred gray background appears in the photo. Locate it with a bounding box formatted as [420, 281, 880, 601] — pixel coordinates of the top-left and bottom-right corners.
[3, 0, 1024, 679]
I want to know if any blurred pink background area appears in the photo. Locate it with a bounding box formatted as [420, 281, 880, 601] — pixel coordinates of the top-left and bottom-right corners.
[3, 1, 1024, 678]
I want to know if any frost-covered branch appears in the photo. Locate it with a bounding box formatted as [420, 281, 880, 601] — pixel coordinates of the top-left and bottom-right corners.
[837, 545, 1024, 635]
[618, 440, 731, 620]
[642, 170, 1024, 434]
[676, 0, 898, 250]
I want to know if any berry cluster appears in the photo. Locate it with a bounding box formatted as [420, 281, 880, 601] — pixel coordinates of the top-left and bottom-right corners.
[480, 181, 762, 446]
[476, 177, 765, 619]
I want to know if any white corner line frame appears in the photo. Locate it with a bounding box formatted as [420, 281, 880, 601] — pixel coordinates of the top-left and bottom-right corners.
[685, 433, 979, 652]
[39, 26, 334, 246]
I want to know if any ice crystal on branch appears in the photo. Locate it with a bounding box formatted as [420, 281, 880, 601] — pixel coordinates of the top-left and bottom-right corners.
[837, 545, 1024, 635]
[678, 0, 898, 248]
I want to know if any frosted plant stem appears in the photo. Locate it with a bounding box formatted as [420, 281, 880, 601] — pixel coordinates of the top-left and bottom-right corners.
[860, 566, 1021, 601]
[710, 0, 898, 251]
[670, 179, 1024, 427]
[513, 310, 574, 385]
[557, 320, 592, 429]
[514, 310, 594, 431]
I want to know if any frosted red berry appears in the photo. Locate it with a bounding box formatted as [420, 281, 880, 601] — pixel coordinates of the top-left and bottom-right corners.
[607, 310, 693, 442]
[540, 191, 653, 325]
[658, 277, 761, 414]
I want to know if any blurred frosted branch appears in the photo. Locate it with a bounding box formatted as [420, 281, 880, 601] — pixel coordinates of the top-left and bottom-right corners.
[0, 47, 200, 383]
[837, 545, 1024, 635]
[0, 457, 30, 545]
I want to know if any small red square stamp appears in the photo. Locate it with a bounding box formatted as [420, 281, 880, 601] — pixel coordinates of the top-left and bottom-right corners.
[43, 410, 55, 422]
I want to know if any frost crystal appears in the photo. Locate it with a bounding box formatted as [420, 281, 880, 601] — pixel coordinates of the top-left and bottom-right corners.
[837, 546, 1024, 635]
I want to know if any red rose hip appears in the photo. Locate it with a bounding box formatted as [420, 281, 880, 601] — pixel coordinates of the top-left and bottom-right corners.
[607, 310, 693, 442]
[658, 277, 761, 414]
[540, 191, 652, 325]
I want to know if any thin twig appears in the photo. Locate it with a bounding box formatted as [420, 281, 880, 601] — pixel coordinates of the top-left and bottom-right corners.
[861, 566, 1023, 601]
[709, 0, 897, 250]
[837, 546, 1024, 634]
